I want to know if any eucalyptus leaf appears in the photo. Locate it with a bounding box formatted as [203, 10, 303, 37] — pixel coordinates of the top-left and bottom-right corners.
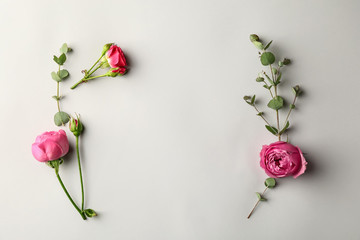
[267, 96, 284, 110]
[263, 72, 274, 85]
[256, 77, 264, 82]
[256, 192, 266, 201]
[51, 71, 61, 82]
[250, 95, 256, 105]
[263, 85, 272, 90]
[260, 52, 275, 66]
[252, 41, 264, 50]
[272, 67, 278, 75]
[52, 95, 61, 101]
[243, 96, 251, 101]
[249, 34, 260, 42]
[60, 43, 69, 54]
[264, 40, 273, 50]
[265, 178, 276, 188]
[265, 125, 278, 135]
[58, 53, 66, 65]
[279, 121, 290, 135]
[59, 69, 69, 79]
[275, 72, 282, 85]
[54, 111, 70, 126]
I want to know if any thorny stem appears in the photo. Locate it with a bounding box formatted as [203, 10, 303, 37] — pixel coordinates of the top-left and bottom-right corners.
[247, 187, 268, 219]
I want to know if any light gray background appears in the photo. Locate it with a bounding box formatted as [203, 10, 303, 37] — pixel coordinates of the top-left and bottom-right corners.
[0, 0, 359, 239]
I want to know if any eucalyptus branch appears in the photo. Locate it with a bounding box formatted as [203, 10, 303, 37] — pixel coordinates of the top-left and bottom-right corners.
[51, 43, 71, 126]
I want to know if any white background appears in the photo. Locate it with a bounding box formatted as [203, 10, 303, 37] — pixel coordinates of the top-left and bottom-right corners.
[0, 0, 359, 239]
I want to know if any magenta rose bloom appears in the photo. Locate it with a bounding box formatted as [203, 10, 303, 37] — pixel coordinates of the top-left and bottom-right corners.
[260, 141, 307, 178]
[31, 130, 69, 162]
[105, 44, 127, 74]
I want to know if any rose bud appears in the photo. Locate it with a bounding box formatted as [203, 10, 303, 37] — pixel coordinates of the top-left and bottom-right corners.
[260, 141, 307, 178]
[104, 44, 127, 75]
[101, 43, 113, 56]
[69, 116, 83, 137]
[31, 130, 69, 162]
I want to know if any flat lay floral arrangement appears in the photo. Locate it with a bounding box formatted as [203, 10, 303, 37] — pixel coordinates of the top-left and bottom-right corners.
[31, 43, 128, 220]
[31, 34, 307, 221]
[244, 34, 307, 218]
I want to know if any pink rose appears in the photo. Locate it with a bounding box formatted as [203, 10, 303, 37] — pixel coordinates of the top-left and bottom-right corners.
[31, 130, 69, 162]
[260, 141, 307, 178]
[105, 44, 127, 74]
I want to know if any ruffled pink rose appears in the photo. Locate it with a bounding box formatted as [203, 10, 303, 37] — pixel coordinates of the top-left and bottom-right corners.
[260, 141, 307, 178]
[31, 130, 69, 162]
[105, 44, 127, 74]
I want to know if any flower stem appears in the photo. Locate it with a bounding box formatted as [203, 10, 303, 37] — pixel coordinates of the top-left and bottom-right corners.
[86, 65, 102, 78]
[55, 170, 86, 220]
[71, 74, 109, 89]
[86, 55, 103, 77]
[76, 136, 85, 211]
[247, 187, 268, 219]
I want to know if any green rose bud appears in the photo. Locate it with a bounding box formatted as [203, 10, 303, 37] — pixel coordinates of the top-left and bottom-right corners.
[69, 116, 83, 137]
[101, 43, 113, 56]
[250, 34, 260, 42]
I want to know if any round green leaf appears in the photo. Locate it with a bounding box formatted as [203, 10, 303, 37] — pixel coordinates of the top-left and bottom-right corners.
[51, 72, 61, 82]
[54, 111, 70, 126]
[59, 69, 69, 80]
[60, 43, 69, 54]
[260, 52, 275, 66]
[267, 96, 284, 110]
[265, 178, 276, 188]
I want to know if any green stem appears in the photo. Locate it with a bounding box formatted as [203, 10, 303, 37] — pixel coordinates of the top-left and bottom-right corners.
[253, 104, 271, 126]
[270, 65, 280, 141]
[247, 187, 268, 219]
[56, 170, 86, 220]
[71, 74, 109, 89]
[86, 65, 102, 79]
[283, 95, 298, 128]
[76, 136, 85, 211]
[56, 65, 61, 112]
[86, 55, 103, 77]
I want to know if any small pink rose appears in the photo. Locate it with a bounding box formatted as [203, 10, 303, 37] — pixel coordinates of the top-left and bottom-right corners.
[105, 44, 127, 74]
[260, 141, 307, 178]
[31, 130, 69, 162]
